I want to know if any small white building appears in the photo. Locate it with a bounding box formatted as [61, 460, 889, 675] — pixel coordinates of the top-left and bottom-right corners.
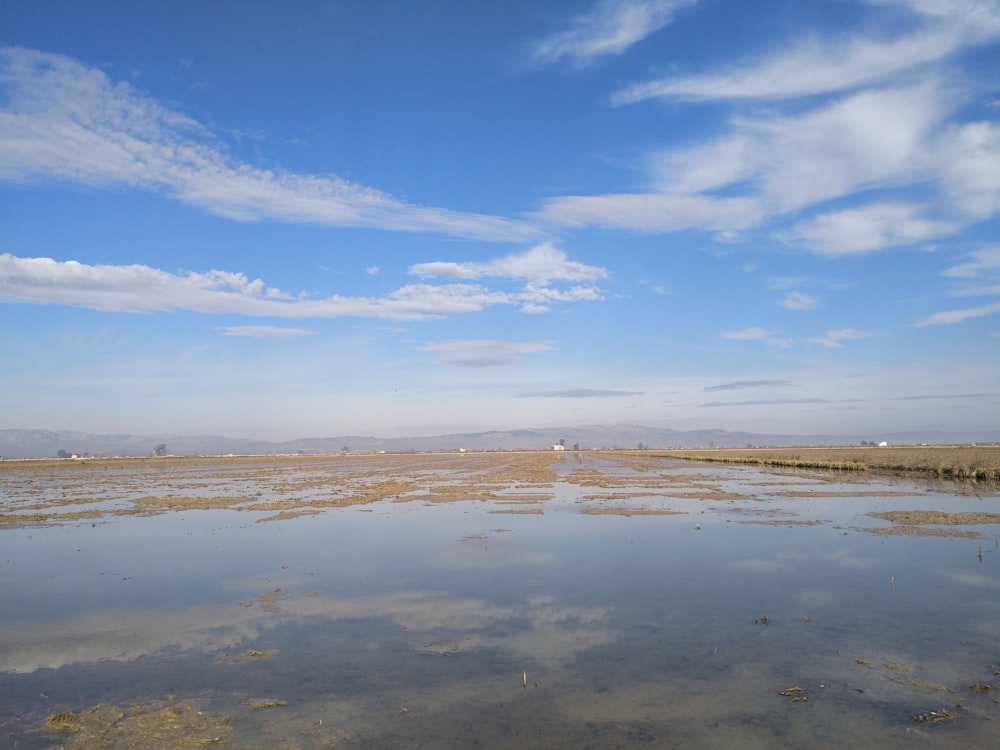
[552, 444, 566, 451]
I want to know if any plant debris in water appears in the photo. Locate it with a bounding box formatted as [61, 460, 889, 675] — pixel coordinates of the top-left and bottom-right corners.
[914, 708, 958, 724]
[41, 699, 232, 748]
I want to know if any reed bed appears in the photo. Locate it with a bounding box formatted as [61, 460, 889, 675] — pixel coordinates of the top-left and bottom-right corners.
[638, 446, 1000, 482]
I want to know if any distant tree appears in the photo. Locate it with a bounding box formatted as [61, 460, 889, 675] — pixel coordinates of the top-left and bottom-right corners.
[573, 442, 580, 451]
[153, 443, 167, 457]
[559, 438, 565, 447]
[637, 442, 645, 450]
[56, 449, 70, 458]
[341, 446, 350, 454]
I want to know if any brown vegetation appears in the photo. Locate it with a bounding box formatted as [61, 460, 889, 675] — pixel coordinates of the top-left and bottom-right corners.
[643, 445, 1000, 481]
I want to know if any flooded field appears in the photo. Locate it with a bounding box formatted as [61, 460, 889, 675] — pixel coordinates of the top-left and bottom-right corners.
[1, 451, 998, 748]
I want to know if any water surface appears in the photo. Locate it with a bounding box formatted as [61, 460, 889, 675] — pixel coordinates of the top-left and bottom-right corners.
[1, 452, 998, 748]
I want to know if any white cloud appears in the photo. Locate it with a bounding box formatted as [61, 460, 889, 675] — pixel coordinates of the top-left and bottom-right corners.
[780, 291, 818, 310]
[366, 265, 381, 276]
[0, 47, 535, 241]
[536, 192, 764, 232]
[535, 3, 1000, 256]
[720, 327, 795, 347]
[780, 203, 958, 255]
[655, 83, 947, 213]
[0, 252, 604, 320]
[418, 339, 553, 368]
[916, 299, 1000, 325]
[807, 328, 876, 348]
[612, 5, 1000, 104]
[937, 121, 1000, 219]
[527, 0, 698, 68]
[541, 82, 963, 242]
[703, 397, 829, 407]
[720, 327, 875, 348]
[219, 326, 314, 338]
[409, 243, 608, 284]
[517, 388, 643, 398]
[704, 380, 793, 392]
[942, 247, 1000, 278]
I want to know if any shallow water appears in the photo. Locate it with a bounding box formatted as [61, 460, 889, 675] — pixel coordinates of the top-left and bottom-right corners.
[1, 453, 998, 748]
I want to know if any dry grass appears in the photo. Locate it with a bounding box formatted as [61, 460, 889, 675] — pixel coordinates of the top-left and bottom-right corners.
[642, 446, 1000, 482]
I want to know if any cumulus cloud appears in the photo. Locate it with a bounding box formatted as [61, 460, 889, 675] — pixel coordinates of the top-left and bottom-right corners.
[0, 251, 604, 320]
[0, 46, 535, 241]
[526, 0, 698, 68]
[418, 339, 553, 368]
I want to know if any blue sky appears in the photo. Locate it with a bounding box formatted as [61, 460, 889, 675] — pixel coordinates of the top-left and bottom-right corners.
[2, 0, 999, 440]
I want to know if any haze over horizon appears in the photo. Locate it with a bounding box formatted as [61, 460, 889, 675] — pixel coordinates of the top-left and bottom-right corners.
[2, 1, 999, 441]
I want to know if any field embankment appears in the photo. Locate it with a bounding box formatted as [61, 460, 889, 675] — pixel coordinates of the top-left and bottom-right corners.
[641, 445, 1000, 481]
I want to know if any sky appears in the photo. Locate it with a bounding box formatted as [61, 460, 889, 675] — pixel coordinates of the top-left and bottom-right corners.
[2, 0, 999, 441]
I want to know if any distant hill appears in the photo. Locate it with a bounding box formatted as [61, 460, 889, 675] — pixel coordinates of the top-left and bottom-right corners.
[1, 425, 997, 459]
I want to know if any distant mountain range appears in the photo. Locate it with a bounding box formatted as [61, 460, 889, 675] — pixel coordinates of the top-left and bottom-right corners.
[2, 425, 998, 459]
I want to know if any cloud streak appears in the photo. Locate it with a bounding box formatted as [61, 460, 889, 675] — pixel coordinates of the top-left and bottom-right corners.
[419, 340, 553, 368]
[535, 1, 1000, 258]
[527, 0, 698, 68]
[612, 2, 1000, 104]
[219, 326, 314, 338]
[704, 380, 793, 392]
[0, 47, 536, 241]
[517, 389, 643, 398]
[0, 248, 605, 320]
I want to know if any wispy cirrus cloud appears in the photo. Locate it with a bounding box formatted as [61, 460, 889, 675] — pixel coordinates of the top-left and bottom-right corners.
[537, 1, 1000, 257]
[526, 0, 698, 68]
[807, 328, 876, 348]
[219, 326, 314, 338]
[0, 46, 535, 242]
[418, 340, 553, 368]
[917, 246, 1000, 325]
[916, 300, 1000, 326]
[704, 380, 793, 392]
[779, 291, 818, 310]
[720, 327, 875, 348]
[780, 202, 958, 256]
[942, 247, 1000, 279]
[0, 248, 604, 320]
[612, 1, 1000, 104]
[517, 388, 643, 398]
[720, 327, 795, 348]
[702, 398, 829, 408]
